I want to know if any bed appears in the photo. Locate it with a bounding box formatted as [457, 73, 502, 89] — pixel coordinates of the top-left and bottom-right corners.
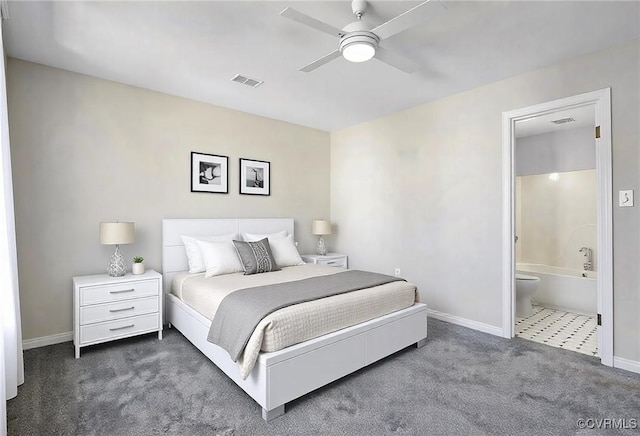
[162, 218, 428, 421]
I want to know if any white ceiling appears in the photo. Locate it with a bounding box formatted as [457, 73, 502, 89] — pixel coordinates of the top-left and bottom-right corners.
[3, 1, 639, 132]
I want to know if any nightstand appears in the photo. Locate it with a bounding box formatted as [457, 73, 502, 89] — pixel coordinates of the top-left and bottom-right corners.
[73, 269, 163, 358]
[301, 253, 348, 268]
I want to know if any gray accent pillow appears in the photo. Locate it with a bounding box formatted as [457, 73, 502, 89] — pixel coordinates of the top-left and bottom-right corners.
[232, 238, 280, 275]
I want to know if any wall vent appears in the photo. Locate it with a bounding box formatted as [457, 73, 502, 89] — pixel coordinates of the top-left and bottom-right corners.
[550, 117, 575, 125]
[231, 74, 263, 88]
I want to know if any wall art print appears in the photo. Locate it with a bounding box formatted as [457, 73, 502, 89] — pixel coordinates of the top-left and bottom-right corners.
[191, 152, 229, 194]
[239, 158, 270, 196]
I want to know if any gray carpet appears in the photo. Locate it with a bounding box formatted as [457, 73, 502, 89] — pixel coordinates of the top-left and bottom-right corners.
[8, 318, 640, 435]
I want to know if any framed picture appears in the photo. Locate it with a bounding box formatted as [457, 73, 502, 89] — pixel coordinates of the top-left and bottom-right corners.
[239, 158, 270, 196]
[191, 152, 228, 194]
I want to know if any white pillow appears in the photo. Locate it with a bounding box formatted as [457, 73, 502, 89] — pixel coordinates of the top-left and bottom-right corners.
[181, 234, 236, 273]
[268, 234, 305, 267]
[196, 240, 244, 277]
[243, 229, 288, 242]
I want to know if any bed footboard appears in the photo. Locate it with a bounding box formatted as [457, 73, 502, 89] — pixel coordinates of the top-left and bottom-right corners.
[166, 293, 428, 421]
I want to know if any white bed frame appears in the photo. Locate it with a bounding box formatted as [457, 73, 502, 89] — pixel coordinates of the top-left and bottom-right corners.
[162, 218, 428, 421]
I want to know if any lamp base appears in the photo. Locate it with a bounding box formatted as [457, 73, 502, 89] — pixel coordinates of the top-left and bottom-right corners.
[107, 245, 127, 277]
[315, 236, 327, 256]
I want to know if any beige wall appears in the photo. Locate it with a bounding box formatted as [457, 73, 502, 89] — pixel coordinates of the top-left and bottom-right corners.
[7, 59, 330, 340]
[331, 40, 639, 361]
[516, 170, 597, 272]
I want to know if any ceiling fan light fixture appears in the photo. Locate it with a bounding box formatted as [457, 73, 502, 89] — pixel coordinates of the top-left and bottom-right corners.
[342, 41, 375, 62]
[339, 31, 379, 63]
[281, 0, 439, 73]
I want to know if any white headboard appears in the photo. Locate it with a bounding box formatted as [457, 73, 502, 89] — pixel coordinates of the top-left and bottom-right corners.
[161, 218, 295, 294]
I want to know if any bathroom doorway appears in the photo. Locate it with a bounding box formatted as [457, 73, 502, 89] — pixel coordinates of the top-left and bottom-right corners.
[501, 89, 613, 366]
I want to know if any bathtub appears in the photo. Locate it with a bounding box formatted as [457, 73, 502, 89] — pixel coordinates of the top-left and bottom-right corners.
[516, 263, 597, 315]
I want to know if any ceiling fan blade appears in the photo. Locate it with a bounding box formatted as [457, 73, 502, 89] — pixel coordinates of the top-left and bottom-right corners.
[374, 46, 418, 74]
[299, 50, 342, 72]
[371, 0, 447, 41]
[280, 7, 344, 37]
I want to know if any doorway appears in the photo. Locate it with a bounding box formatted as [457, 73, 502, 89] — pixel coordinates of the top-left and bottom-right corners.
[501, 88, 613, 366]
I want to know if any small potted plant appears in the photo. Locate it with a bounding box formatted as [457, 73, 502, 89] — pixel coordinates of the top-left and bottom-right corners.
[132, 256, 145, 275]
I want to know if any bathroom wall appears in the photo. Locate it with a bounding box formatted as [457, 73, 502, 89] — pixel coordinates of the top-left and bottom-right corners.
[516, 169, 597, 272]
[516, 127, 595, 176]
[515, 125, 597, 273]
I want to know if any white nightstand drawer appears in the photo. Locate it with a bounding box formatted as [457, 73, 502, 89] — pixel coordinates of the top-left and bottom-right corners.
[80, 313, 159, 344]
[80, 296, 159, 325]
[80, 279, 158, 306]
[317, 258, 347, 268]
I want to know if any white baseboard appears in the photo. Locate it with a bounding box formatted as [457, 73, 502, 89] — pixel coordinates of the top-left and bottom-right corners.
[613, 356, 640, 374]
[22, 331, 72, 350]
[427, 309, 503, 337]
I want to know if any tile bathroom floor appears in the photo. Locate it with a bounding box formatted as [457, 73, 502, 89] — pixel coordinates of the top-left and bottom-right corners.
[515, 305, 598, 357]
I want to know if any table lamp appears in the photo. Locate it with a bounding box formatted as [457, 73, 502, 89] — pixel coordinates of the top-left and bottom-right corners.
[100, 222, 135, 277]
[311, 220, 331, 256]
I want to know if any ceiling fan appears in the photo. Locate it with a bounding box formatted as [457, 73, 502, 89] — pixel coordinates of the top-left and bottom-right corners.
[280, 0, 446, 73]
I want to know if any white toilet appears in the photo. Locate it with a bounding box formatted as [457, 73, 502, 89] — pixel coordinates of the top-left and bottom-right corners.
[515, 273, 540, 317]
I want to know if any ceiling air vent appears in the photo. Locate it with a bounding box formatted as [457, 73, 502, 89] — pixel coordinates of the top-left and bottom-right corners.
[550, 117, 575, 125]
[231, 74, 263, 88]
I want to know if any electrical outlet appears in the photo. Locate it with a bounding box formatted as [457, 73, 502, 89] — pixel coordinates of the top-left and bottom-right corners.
[394, 268, 401, 277]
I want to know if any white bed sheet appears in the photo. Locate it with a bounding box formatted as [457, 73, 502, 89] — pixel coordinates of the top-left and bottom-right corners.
[171, 264, 418, 378]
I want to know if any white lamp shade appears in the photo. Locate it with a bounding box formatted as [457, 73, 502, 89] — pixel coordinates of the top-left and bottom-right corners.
[100, 222, 135, 245]
[311, 220, 332, 236]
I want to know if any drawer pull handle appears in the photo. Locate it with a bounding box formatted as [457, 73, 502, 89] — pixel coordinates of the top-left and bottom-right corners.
[109, 288, 135, 294]
[109, 306, 135, 313]
[327, 261, 338, 265]
[109, 324, 134, 332]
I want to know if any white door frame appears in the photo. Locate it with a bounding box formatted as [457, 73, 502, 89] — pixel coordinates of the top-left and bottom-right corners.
[501, 88, 613, 366]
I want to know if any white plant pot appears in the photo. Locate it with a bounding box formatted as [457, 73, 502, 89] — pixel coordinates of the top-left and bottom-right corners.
[132, 263, 145, 275]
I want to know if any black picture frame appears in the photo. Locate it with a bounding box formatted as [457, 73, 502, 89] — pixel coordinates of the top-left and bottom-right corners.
[191, 152, 229, 194]
[239, 158, 270, 196]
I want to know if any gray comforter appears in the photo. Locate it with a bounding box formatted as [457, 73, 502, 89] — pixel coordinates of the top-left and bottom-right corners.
[207, 270, 404, 361]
